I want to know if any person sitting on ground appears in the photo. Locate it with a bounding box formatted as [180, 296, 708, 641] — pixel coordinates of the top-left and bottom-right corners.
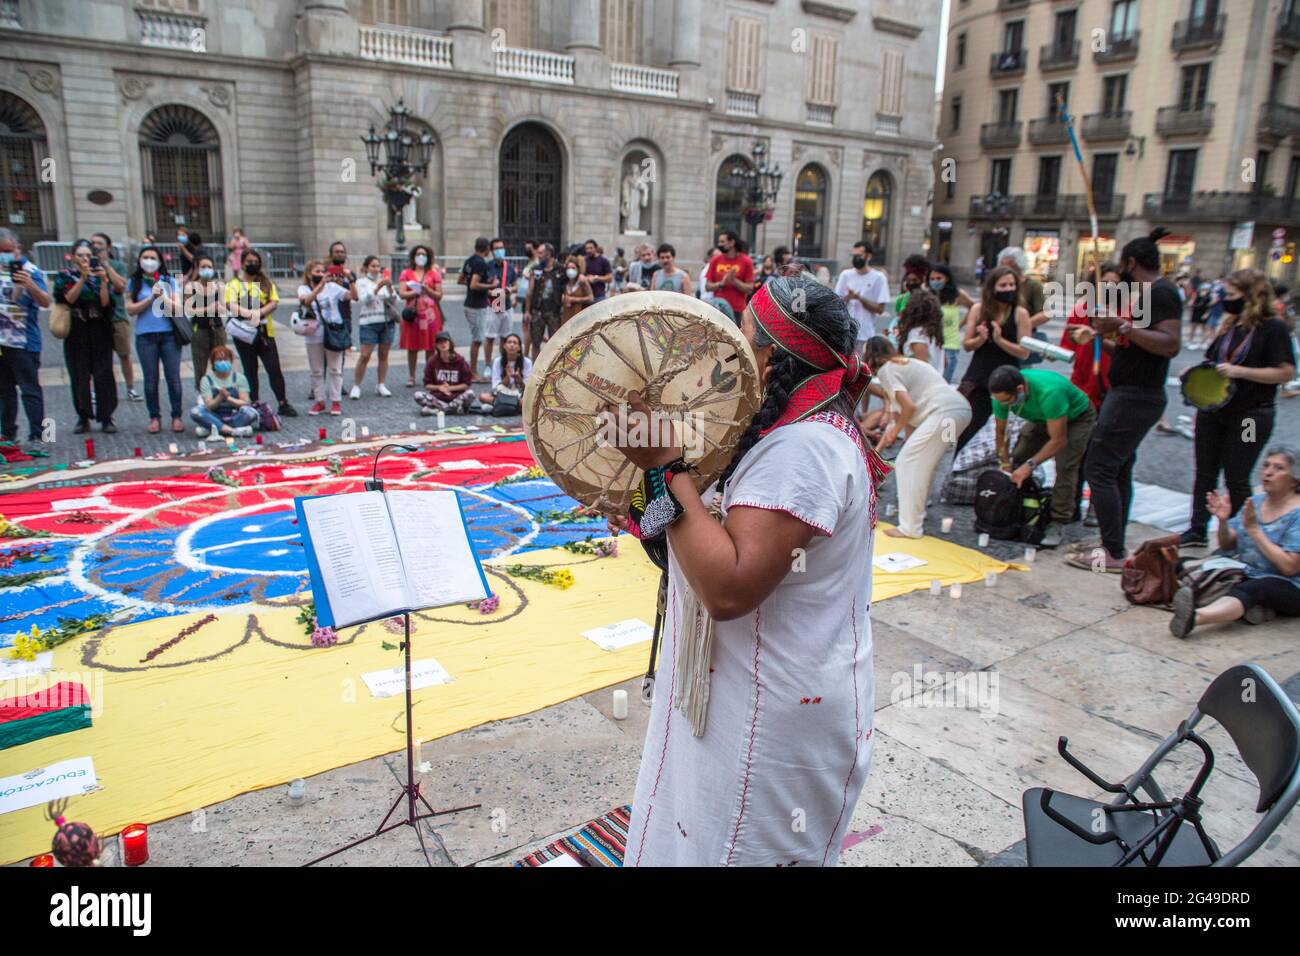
[415, 331, 474, 415]
[478, 332, 531, 408]
[989, 365, 1098, 549]
[1170, 446, 1300, 637]
[191, 345, 259, 438]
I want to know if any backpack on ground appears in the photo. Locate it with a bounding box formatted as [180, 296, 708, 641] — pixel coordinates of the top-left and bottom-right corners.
[973, 469, 1051, 544]
[254, 401, 281, 432]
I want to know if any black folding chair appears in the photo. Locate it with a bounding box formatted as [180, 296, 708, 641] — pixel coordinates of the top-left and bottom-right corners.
[1022, 663, 1300, 866]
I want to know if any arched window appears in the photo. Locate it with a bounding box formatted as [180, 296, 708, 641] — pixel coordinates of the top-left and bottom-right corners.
[862, 171, 893, 266]
[793, 164, 828, 259]
[602, 0, 643, 63]
[139, 105, 224, 238]
[714, 154, 756, 249]
[0, 91, 55, 245]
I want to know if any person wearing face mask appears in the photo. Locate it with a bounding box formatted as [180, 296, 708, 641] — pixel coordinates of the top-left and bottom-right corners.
[225, 249, 297, 417]
[0, 228, 50, 448]
[1066, 228, 1182, 573]
[460, 237, 494, 381]
[892, 254, 932, 322]
[191, 345, 259, 438]
[57, 242, 117, 433]
[524, 243, 564, 360]
[834, 240, 889, 348]
[1180, 269, 1296, 548]
[927, 264, 972, 384]
[351, 255, 395, 400]
[89, 233, 140, 402]
[175, 229, 203, 282]
[989, 365, 1097, 548]
[297, 258, 356, 415]
[705, 231, 754, 319]
[185, 254, 227, 386]
[127, 245, 186, 433]
[954, 266, 1032, 456]
[625, 243, 656, 289]
[561, 255, 593, 326]
[483, 237, 516, 373]
[398, 244, 443, 388]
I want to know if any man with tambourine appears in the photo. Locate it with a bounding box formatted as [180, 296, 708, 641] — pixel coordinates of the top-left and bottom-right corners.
[1179, 270, 1296, 548]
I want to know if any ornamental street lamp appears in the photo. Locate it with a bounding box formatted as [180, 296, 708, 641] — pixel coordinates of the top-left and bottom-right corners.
[362, 98, 435, 253]
[741, 141, 784, 226]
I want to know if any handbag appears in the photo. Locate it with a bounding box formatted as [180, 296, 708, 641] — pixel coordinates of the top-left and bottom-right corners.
[225, 315, 259, 345]
[383, 294, 403, 324]
[1121, 534, 1182, 607]
[48, 302, 72, 339]
[401, 305, 417, 322]
[490, 390, 522, 417]
[170, 310, 193, 345]
[322, 317, 351, 352]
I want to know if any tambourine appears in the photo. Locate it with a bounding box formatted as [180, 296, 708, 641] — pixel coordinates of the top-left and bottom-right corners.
[1180, 362, 1236, 412]
[522, 291, 761, 515]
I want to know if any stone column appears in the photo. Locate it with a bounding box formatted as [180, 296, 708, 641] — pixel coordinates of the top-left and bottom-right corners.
[669, 0, 703, 100]
[449, 0, 491, 75]
[567, 0, 607, 89]
[296, 0, 357, 57]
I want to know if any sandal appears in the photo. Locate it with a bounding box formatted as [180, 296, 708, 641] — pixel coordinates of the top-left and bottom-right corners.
[147, 419, 161, 434]
[171, 418, 185, 433]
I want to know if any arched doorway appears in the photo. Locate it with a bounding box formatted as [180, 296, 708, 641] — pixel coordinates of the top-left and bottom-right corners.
[714, 154, 756, 249]
[793, 164, 828, 259]
[139, 105, 225, 238]
[0, 91, 55, 246]
[499, 122, 563, 256]
[862, 170, 893, 266]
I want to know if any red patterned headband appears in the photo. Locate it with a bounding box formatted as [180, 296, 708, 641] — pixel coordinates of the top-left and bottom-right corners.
[747, 282, 873, 433]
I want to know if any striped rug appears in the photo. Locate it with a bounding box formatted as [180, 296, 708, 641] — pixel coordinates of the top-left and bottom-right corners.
[515, 805, 631, 867]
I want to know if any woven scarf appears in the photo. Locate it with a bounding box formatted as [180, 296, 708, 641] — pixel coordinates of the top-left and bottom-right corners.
[672, 283, 891, 736]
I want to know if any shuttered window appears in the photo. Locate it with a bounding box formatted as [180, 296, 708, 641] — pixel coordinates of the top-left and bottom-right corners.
[807, 33, 838, 105]
[602, 0, 643, 63]
[879, 48, 905, 116]
[727, 16, 764, 93]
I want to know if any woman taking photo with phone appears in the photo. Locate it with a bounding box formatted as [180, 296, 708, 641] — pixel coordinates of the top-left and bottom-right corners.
[398, 244, 442, 388]
[352, 255, 396, 399]
[57, 242, 117, 433]
[127, 244, 185, 433]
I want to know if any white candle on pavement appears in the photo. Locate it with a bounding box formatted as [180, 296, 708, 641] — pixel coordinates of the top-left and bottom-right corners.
[612, 689, 628, 720]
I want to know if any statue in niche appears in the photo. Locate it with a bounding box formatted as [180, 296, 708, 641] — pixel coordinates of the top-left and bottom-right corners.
[619, 154, 652, 235]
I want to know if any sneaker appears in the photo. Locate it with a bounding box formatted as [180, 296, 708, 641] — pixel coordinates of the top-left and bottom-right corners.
[1179, 528, 1209, 549]
[1244, 605, 1278, 626]
[330, 402, 342, 416]
[127, 388, 143, 402]
[231, 425, 254, 438]
[349, 385, 361, 400]
[194, 426, 210, 438]
[419, 406, 437, 416]
[1039, 523, 1062, 548]
[206, 429, 226, 442]
[1083, 511, 1099, 528]
[377, 383, 392, 397]
[308, 402, 326, 416]
[74, 419, 90, 434]
[1169, 586, 1196, 639]
[101, 421, 117, 434]
[279, 403, 299, 418]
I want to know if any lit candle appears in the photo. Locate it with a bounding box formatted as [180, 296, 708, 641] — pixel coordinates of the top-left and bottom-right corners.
[949, 582, 963, 599]
[287, 779, 306, 807]
[29, 854, 55, 867]
[255, 434, 263, 445]
[941, 516, 954, 534]
[84, 438, 94, 459]
[612, 689, 629, 720]
[168, 442, 179, 454]
[121, 823, 149, 866]
[978, 532, 990, 548]
[133, 447, 142, 458]
[318, 427, 327, 440]
[929, 579, 942, 596]
[436, 411, 445, 430]
[1024, 546, 1037, 564]
[361, 426, 370, 438]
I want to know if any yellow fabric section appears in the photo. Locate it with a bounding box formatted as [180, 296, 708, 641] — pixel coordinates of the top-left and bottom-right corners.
[0, 532, 1019, 864]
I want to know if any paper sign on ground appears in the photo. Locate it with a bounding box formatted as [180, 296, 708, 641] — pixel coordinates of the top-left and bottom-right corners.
[0, 757, 97, 816]
[437, 460, 489, 471]
[873, 552, 928, 573]
[582, 618, 653, 652]
[362, 658, 454, 698]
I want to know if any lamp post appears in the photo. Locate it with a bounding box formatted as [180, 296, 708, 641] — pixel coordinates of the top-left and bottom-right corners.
[741, 140, 783, 227]
[362, 99, 435, 254]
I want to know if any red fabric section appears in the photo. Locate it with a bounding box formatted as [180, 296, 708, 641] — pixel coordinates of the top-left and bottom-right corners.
[0, 681, 89, 724]
[1062, 303, 1112, 408]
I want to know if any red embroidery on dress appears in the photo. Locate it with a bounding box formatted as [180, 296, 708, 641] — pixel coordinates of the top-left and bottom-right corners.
[725, 607, 763, 866]
[823, 596, 863, 866]
[676, 821, 688, 838]
[634, 581, 678, 866]
[799, 696, 823, 704]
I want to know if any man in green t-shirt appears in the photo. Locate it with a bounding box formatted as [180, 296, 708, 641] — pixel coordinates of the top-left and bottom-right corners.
[990, 366, 1097, 546]
[91, 233, 140, 401]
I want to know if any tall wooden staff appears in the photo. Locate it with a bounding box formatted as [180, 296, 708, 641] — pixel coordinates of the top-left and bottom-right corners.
[1058, 93, 1104, 379]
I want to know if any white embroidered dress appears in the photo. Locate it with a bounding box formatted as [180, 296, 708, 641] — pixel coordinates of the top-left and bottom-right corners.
[625, 413, 876, 866]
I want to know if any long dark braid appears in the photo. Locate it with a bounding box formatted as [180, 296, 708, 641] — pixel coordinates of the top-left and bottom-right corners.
[714, 274, 857, 490]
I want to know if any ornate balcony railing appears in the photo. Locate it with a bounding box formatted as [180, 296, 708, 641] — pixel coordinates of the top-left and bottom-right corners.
[1063, 193, 1127, 219]
[1028, 117, 1071, 145]
[1143, 192, 1300, 223]
[1040, 39, 1080, 71]
[1095, 30, 1139, 62]
[359, 25, 453, 69]
[494, 46, 575, 84]
[807, 103, 836, 126]
[1172, 15, 1225, 52]
[1259, 101, 1300, 138]
[139, 10, 206, 50]
[611, 63, 679, 98]
[980, 120, 1023, 149]
[726, 90, 760, 117]
[1155, 103, 1216, 136]
[990, 49, 1027, 77]
[1081, 111, 1132, 141]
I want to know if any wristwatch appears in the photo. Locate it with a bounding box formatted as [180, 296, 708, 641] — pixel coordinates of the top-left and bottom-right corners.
[1025, 457, 1037, 470]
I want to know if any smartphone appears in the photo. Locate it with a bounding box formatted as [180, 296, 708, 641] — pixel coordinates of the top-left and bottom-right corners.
[89, 255, 99, 270]
[382, 268, 391, 281]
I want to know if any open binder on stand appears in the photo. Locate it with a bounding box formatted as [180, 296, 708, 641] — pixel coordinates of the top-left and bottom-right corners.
[294, 485, 491, 865]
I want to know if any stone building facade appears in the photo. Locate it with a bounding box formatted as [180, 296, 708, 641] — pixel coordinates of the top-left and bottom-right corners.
[0, 0, 942, 271]
[934, 0, 1300, 285]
